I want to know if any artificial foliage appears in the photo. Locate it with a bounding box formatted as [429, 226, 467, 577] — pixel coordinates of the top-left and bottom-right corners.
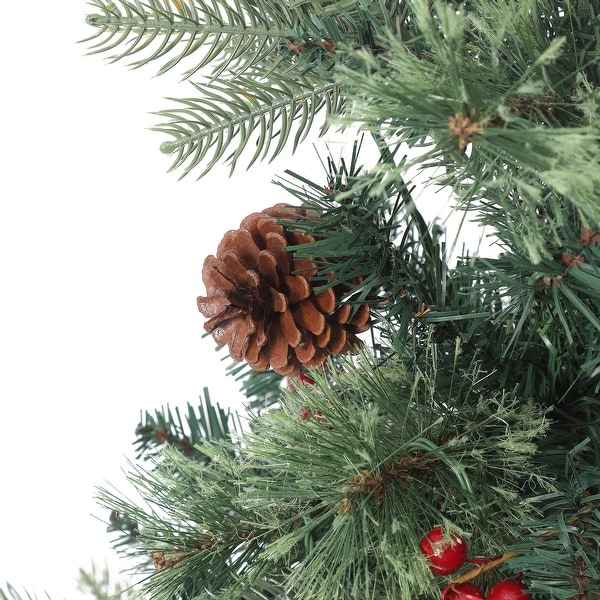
[80, 1, 600, 599]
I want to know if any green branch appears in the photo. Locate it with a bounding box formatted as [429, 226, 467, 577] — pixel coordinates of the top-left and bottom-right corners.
[155, 74, 340, 177]
[83, 0, 293, 77]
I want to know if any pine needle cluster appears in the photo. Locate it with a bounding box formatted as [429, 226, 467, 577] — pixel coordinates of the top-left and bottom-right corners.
[97, 346, 552, 600]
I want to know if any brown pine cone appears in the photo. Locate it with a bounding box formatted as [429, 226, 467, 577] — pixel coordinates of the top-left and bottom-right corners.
[197, 203, 371, 376]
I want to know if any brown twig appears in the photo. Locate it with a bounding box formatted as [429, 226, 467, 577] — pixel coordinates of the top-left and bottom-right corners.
[450, 553, 520, 584]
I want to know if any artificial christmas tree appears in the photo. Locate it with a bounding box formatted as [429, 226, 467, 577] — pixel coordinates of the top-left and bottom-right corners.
[80, 0, 600, 599]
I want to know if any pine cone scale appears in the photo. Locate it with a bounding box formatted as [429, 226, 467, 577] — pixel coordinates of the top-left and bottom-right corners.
[295, 336, 316, 364]
[197, 292, 230, 318]
[218, 229, 260, 271]
[284, 274, 311, 303]
[267, 320, 292, 371]
[279, 307, 302, 347]
[316, 323, 332, 349]
[258, 250, 280, 286]
[227, 321, 252, 361]
[313, 287, 336, 313]
[293, 299, 326, 335]
[257, 216, 285, 242]
[334, 303, 352, 324]
[350, 304, 371, 332]
[293, 259, 318, 277]
[202, 256, 236, 292]
[328, 326, 347, 355]
[271, 289, 288, 313]
[246, 340, 269, 371]
[209, 317, 238, 348]
[265, 233, 291, 275]
[221, 251, 260, 287]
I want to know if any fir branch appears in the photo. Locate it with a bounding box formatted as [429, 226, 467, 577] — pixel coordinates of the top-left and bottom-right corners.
[261, 352, 549, 599]
[270, 155, 497, 359]
[133, 386, 235, 462]
[463, 214, 600, 402]
[333, 0, 600, 262]
[97, 447, 290, 599]
[104, 390, 240, 563]
[81, 0, 413, 179]
[504, 439, 600, 600]
[96, 344, 551, 600]
[154, 71, 342, 178]
[82, 0, 294, 78]
[82, 0, 394, 80]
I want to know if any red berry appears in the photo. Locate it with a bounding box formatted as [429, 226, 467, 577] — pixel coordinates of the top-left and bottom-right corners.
[443, 583, 486, 600]
[419, 527, 468, 575]
[299, 406, 313, 420]
[487, 579, 532, 600]
[298, 372, 315, 385]
[287, 372, 315, 392]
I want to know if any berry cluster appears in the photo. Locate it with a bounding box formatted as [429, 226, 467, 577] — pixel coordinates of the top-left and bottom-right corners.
[419, 527, 532, 600]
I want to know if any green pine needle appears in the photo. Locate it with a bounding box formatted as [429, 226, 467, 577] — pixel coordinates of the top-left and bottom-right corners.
[95, 343, 552, 600]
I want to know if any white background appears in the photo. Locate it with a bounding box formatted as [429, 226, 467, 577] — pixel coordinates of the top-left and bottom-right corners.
[0, 4, 485, 598]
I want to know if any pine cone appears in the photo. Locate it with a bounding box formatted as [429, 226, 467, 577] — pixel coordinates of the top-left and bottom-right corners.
[197, 203, 371, 376]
